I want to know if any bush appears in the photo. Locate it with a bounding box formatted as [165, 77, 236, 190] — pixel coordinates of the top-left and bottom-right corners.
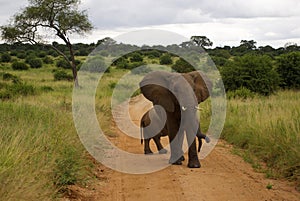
[56, 58, 71, 69]
[16, 52, 26, 59]
[2, 72, 20, 83]
[276, 52, 300, 89]
[11, 61, 29, 70]
[113, 57, 129, 69]
[0, 82, 36, 100]
[43, 56, 54, 64]
[53, 70, 73, 81]
[53, 147, 81, 187]
[37, 51, 46, 58]
[145, 50, 162, 58]
[221, 54, 280, 96]
[28, 58, 43, 68]
[1, 53, 11, 62]
[227, 87, 255, 100]
[171, 58, 194, 73]
[83, 56, 109, 72]
[130, 53, 143, 62]
[159, 54, 173, 65]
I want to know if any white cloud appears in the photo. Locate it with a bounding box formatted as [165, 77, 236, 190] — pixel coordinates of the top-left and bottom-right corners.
[1, 0, 300, 47]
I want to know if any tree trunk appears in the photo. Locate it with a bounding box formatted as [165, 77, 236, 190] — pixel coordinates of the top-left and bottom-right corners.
[67, 42, 79, 87]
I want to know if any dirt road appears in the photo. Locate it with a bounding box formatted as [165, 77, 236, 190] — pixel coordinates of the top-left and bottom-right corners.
[65, 95, 299, 201]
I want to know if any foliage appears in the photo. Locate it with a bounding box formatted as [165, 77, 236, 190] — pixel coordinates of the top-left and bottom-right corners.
[190, 36, 213, 48]
[276, 52, 300, 89]
[171, 58, 194, 73]
[1, 53, 11, 62]
[56, 58, 71, 69]
[130, 52, 143, 62]
[227, 87, 255, 100]
[28, 57, 43, 68]
[0, 102, 91, 200]
[222, 91, 300, 188]
[11, 61, 29, 70]
[0, 0, 93, 85]
[43, 55, 54, 64]
[0, 81, 35, 100]
[53, 70, 73, 81]
[221, 54, 280, 95]
[83, 56, 109, 72]
[159, 54, 173, 65]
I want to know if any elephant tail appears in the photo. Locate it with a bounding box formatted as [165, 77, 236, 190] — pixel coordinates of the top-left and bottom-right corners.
[140, 121, 144, 145]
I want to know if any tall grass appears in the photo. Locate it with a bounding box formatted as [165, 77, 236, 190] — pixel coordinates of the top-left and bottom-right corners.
[0, 95, 91, 200]
[222, 91, 300, 188]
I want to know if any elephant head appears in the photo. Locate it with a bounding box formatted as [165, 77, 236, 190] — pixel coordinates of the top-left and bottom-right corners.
[139, 70, 212, 167]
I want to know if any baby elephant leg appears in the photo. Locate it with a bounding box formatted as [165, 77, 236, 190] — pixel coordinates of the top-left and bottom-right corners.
[153, 134, 168, 154]
[144, 138, 153, 154]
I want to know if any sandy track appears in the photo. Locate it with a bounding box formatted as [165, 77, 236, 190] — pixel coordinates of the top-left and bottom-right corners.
[64, 95, 299, 201]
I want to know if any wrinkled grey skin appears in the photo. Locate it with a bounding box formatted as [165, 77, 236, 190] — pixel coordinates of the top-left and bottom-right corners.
[139, 71, 212, 168]
[140, 108, 210, 155]
[140, 107, 169, 155]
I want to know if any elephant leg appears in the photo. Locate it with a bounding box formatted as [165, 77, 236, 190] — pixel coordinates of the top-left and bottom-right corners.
[167, 117, 184, 165]
[153, 134, 167, 154]
[187, 139, 201, 168]
[144, 138, 153, 154]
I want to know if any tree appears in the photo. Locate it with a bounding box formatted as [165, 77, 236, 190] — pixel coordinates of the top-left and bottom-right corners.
[240, 40, 257, 50]
[0, 0, 93, 87]
[221, 54, 280, 95]
[276, 52, 300, 89]
[190, 36, 213, 48]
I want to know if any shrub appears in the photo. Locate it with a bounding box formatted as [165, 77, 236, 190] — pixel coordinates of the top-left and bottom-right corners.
[146, 50, 162, 58]
[43, 56, 54, 64]
[130, 53, 143, 62]
[159, 54, 173, 65]
[56, 58, 71, 69]
[83, 56, 109, 72]
[2, 72, 20, 83]
[1, 53, 11, 62]
[11, 61, 29, 70]
[113, 57, 129, 69]
[28, 58, 43, 68]
[53, 147, 81, 187]
[171, 58, 194, 73]
[227, 87, 255, 100]
[276, 52, 300, 89]
[0, 82, 36, 100]
[16, 52, 26, 59]
[53, 70, 73, 81]
[37, 51, 46, 58]
[221, 54, 280, 96]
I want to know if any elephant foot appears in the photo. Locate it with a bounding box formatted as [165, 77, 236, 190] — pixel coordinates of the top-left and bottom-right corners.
[159, 148, 168, 154]
[179, 156, 185, 161]
[187, 160, 201, 168]
[205, 136, 211, 143]
[144, 150, 153, 155]
[169, 155, 185, 165]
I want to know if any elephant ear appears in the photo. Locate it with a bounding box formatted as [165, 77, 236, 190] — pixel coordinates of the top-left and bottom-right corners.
[139, 71, 175, 112]
[187, 71, 212, 103]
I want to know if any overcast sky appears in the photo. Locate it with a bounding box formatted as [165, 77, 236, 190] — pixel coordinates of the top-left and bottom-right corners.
[1, 0, 300, 47]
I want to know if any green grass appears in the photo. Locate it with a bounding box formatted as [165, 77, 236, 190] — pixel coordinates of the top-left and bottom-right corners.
[222, 90, 300, 189]
[0, 63, 93, 200]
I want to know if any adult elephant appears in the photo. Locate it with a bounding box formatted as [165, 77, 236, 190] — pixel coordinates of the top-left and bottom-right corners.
[140, 107, 210, 155]
[139, 70, 212, 168]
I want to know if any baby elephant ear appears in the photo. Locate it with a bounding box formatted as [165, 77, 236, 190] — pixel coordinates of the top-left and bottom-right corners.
[139, 71, 175, 112]
[187, 71, 213, 103]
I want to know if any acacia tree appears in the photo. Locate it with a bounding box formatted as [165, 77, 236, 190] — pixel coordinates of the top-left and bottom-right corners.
[190, 36, 213, 48]
[1, 0, 93, 86]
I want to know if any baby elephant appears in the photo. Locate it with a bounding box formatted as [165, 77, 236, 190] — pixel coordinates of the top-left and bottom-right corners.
[140, 108, 210, 155]
[140, 107, 168, 154]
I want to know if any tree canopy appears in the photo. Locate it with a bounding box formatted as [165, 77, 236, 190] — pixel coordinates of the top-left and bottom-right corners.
[1, 0, 93, 86]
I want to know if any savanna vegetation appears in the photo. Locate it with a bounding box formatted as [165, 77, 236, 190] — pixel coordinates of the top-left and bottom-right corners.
[0, 35, 299, 199]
